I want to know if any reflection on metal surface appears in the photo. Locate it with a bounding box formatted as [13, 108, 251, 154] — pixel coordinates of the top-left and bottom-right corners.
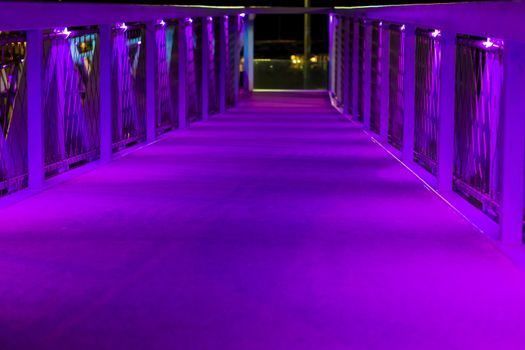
[388, 24, 404, 150]
[414, 28, 441, 175]
[155, 20, 179, 133]
[111, 23, 146, 151]
[454, 35, 504, 221]
[0, 32, 27, 195]
[43, 28, 100, 177]
[370, 20, 382, 134]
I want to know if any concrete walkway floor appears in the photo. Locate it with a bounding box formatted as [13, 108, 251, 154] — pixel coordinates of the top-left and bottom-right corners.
[1, 92, 525, 349]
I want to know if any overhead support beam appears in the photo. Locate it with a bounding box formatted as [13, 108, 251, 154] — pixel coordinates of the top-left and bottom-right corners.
[26, 29, 44, 189]
[402, 25, 416, 163]
[146, 21, 156, 142]
[437, 31, 456, 193]
[499, 40, 525, 244]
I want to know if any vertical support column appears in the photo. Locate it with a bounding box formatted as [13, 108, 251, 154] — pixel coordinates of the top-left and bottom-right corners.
[437, 31, 456, 193]
[343, 17, 351, 115]
[499, 40, 525, 244]
[99, 24, 112, 161]
[219, 16, 227, 113]
[351, 17, 359, 120]
[233, 16, 240, 106]
[328, 14, 335, 94]
[26, 29, 44, 189]
[145, 21, 156, 142]
[402, 25, 416, 162]
[363, 20, 372, 130]
[243, 14, 254, 93]
[202, 17, 210, 121]
[380, 23, 390, 141]
[178, 19, 187, 129]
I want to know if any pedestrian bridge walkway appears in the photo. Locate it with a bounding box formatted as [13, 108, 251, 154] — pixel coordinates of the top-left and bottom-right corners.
[1, 92, 525, 349]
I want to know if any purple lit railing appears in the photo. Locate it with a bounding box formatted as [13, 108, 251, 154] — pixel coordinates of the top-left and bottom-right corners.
[186, 18, 202, 123]
[388, 24, 405, 150]
[453, 35, 504, 221]
[155, 20, 179, 133]
[43, 28, 100, 177]
[334, 15, 343, 107]
[414, 28, 441, 175]
[357, 19, 365, 122]
[111, 23, 146, 150]
[0, 32, 27, 195]
[0, 7, 247, 198]
[207, 17, 220, 115]
[370, 21, 382, 134]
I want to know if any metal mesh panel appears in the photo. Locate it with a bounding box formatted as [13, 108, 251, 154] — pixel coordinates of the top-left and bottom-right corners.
[208, 17, 220, 115]
[346, 17, 354, 115]
[155, 20, 179, 133]
[214, 18, 223, 112]
[454, 35, 504, 221]
[334, 15, 343, 107]
[43, 29, 100, 177]
[370, 21, 382, 134]
[357, 19, 365, 122]
[186, 18, 203, 123]
[0, 33, 27, 195]
[414, 29, 441, 175]
[388, 24, 405, 150]
[111, 24, 146, 151]
[226, 16, 237, 108]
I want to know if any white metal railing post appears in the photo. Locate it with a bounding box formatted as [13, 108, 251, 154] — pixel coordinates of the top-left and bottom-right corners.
[26, 29, 44, 189]
[499, 40, 525, 244]
[178, 19, 187, 129]
[402, 24, 416, 162]
[99, 24, 112, 161]
[437, 31, 456, 193]
[380, 22, 390, 141]
[146, 21, 156, 142]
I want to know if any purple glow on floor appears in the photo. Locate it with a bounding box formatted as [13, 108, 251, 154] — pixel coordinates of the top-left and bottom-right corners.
[0, 92, 525, 349]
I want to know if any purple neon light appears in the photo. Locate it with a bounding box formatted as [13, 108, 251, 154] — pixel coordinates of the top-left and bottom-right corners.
[157, 19, 166, 26]
[431, 29, 441, 38]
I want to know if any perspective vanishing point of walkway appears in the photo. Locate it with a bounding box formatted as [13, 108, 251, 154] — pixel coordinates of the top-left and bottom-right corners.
[1, 92, 525, 349]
